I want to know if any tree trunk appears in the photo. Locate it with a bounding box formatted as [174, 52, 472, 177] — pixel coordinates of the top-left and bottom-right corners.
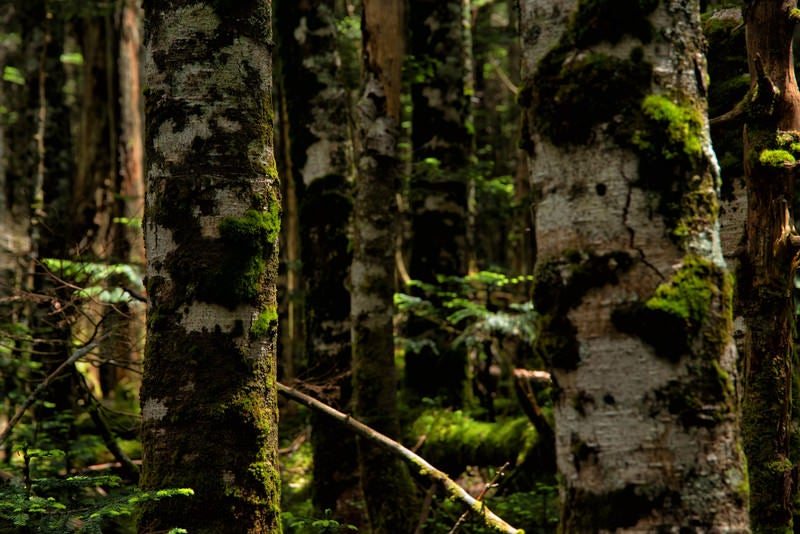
[520, 0, 750, 529]
[405, 0, 475, 407]
[352, 1, 419, 531]
[139, 1, 281, 532]
[740, 2, 800, 531]
[274, 0, 361, 523]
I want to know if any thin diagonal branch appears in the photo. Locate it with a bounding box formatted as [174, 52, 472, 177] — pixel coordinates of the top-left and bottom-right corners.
[0, 342, 98, 447]
[277, 382, 521, 534]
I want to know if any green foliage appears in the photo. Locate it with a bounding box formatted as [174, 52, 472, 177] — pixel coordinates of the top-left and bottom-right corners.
[396, 271, 536, 368]
[420, 481, 558, 533]
[40, 258, 144, 305]
[0, 446, 192, 533]
[411, 409, 540, 472]
[2, 66, 25, 86]
[59, 52, 84, 66]
[282, 509, 358, 533]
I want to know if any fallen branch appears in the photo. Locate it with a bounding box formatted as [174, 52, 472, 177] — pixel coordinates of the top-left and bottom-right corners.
[0, 342, 98, 447]
[277, 382, 521, 534]
[448, 462, 509, 534]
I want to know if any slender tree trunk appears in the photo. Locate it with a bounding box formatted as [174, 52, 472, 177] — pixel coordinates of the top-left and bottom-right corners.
[352, 1, 418, 531]
[27, 1, 78, 425]
[0, 4, 31, 303]
[740, 2, 800, 531]
[405, 0, 475, 407]
[274, 0, 361, 522]
[520, 0, 749, 529]
[74, 3, 144, 399]
[103, 0, 145, 396]
[139, 2, 281, 532]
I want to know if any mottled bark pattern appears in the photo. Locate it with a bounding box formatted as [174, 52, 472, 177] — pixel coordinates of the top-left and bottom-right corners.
[352, 1, 418, 531]
[408, 0, 473, 278]
[405, 0, 474, 405]
[741, 2, 800, 531]
[275, 0, 360, 521]
[521, 0, 750, 530]
[139, 1, 280, 532]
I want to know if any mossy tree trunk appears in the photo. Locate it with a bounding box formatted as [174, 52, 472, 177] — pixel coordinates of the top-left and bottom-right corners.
[740, 2, 800, 531]
[703, 7, 748, 363]
[274, 0, 362, 523]
[520, 0, 749, 529]
[139, 2, 281, 532]
[352, 0, 419, 531]
[405, 0, 475, 407]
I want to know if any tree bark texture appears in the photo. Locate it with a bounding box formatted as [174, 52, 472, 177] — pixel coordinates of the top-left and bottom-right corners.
[0, 4, 31, 296]
[405, 0, 475, 406]
[139, 2, 280, 532]
[521, 0, 749, 530]
[352, 1, 418, 531]
[274, 0, 360, 522]
[740, 2, 800, 531]
[703, 7, 749, 372]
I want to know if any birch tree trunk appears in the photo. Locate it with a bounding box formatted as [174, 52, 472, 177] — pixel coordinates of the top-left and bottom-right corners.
[520, 0, 749, 529]
[405, 0, 475, 407]
[139, 1, 281, 531]
[275, 0, 360, 522]
[352, 0, 419, 530]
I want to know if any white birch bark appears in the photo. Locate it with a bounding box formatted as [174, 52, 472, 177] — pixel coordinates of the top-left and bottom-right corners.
[521, 0, 749, 530]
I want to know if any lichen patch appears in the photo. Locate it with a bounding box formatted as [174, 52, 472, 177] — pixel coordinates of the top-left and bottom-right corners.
[142, 398, 168, 421]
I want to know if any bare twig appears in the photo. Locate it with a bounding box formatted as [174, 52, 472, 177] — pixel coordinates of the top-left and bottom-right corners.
[413, 484, 437, 534]
[448, 462, 510, 534]
[278, 425, 311, 455]
[0, 343, 98, 447]
[77, 375, 140, 482]
[277, 382, 521, 534]
[489, 62, 518, 95]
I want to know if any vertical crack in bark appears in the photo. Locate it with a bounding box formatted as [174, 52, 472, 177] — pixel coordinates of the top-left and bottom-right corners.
[621, 165, 664, 280]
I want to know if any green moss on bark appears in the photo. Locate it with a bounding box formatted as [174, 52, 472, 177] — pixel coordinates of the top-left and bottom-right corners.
[250, 305, 278, 338]
[612, 255, 731, 361]
[522, 0, 656, 147]
[527, 51, 651, 146]
[632, 94, 703, 162]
